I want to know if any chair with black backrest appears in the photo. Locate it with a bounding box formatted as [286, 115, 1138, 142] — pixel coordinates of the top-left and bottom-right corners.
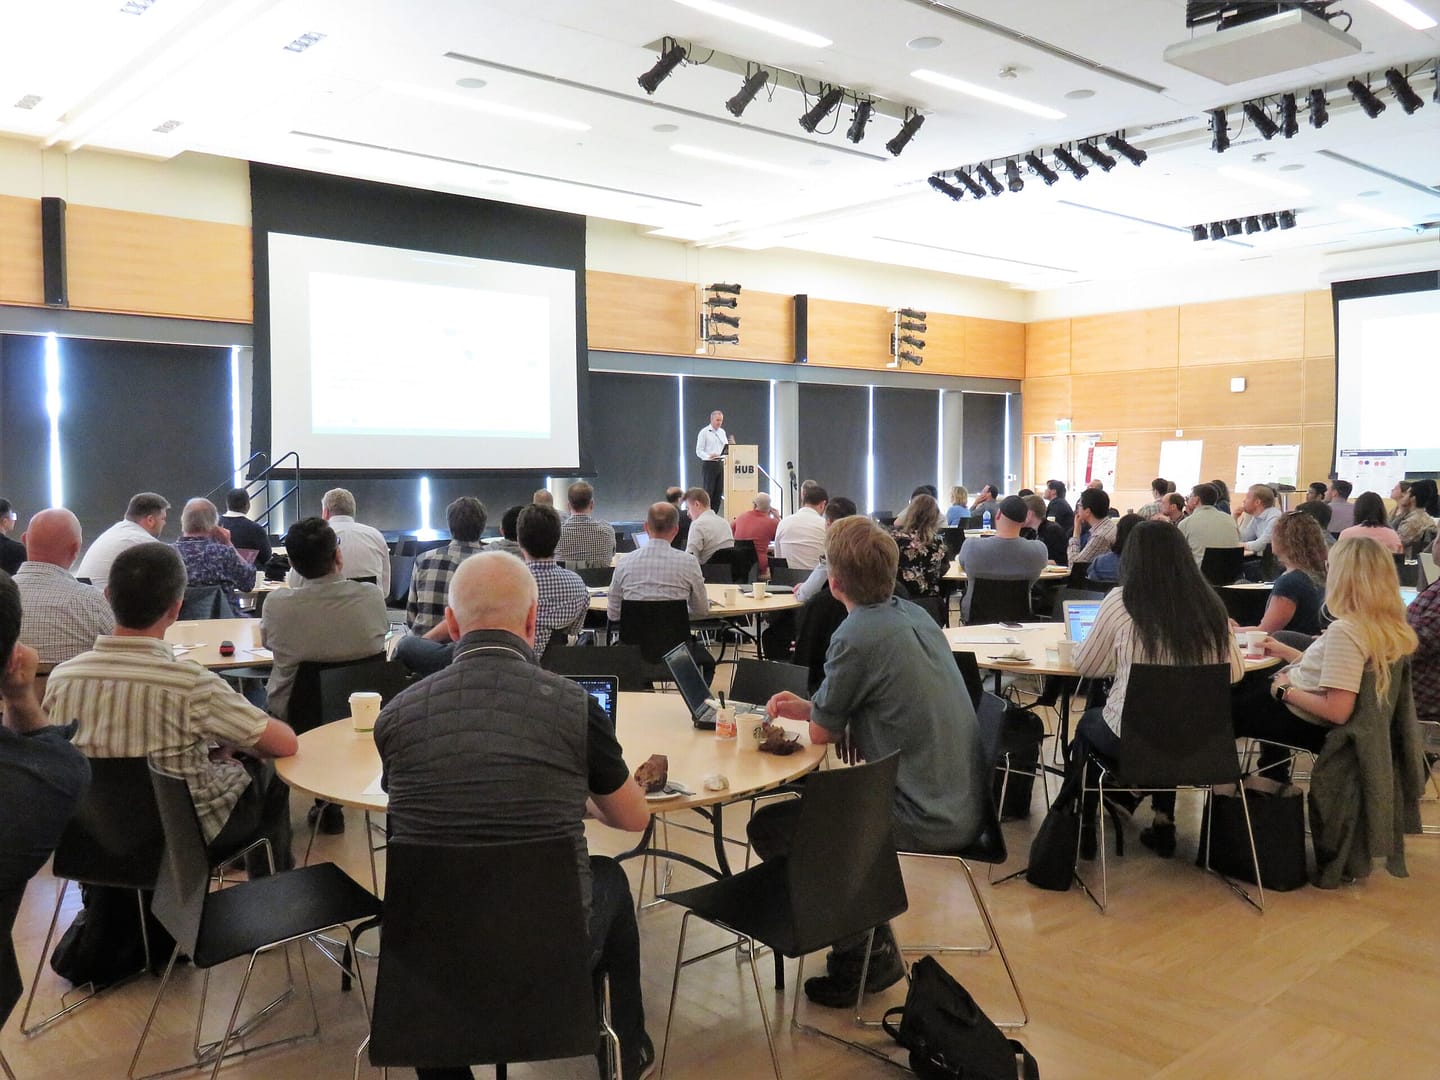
[658, 754, 908, 1079]
[615, 532, 636, 554]
[351, 575, 378, 586]
[577, 565, 614, 588]
[385, 554, 415, 609]
[358, 838, 618, 1080]
[1066, 561, 1090, 588]
[767, 566, 810, 588]
[908, 594, 948, 628]
[179, 585, 236, 620]
[1200, 547, 1245, 587]
[1395, 552, 1419, 587]
[965, 578, 1033, 625]
[618, 599, 696, 687]
[287, 653, 391, 736]
[729, 659, 813, 872]
[729, 539, 758, 584]
[1219, 584, 1269, 628]
[542, 643, 648, 692]
[1075, 663, 1263, 914]
[873, 511, 896, 528]
[129, 769, 381, 1080]
[1258, 544, 1282, 583]
[701, 562, 733, 585]
[20, 758, 168, 1036]
[941, 527, 966, 561]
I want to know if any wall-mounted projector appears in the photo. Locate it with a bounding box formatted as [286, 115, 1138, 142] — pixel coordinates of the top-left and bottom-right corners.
[1164, 6, 1360, 85]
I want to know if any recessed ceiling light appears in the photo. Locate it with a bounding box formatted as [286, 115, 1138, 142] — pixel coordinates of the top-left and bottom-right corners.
[1359, 0, 1438, 30]
[1278, 163, 1305, 172]
[1064, 88, 1095, 100]
[13, 94, 42, 110]
[907, 36, 943, 50]
[910, 69, 1065, 120]
[1338, 201, 1413, 227]
[306, 146, 332, 155]
[671, 143, 805, 176]
[652, 122, 679, 133]
[120, 0, 157, 13]
[283, 31, 327, 54]
[808, 158, 831, 167]
[383, 82, 590, 131]
[671, 0, 832, 48]
[151, 119, 182, 133]
[1358, 189, 1382, 197]
[455, 77, 487, 89]
[1217, 165, 1311, 198]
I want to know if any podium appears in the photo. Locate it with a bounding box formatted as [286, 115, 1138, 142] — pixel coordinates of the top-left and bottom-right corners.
[724, 444, 760, 516]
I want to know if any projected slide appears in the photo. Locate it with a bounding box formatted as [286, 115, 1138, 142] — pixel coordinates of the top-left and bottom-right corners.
[269, 233, 579, 471]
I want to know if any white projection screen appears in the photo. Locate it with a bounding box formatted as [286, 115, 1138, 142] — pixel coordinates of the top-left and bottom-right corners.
[268, 232, 580, 471]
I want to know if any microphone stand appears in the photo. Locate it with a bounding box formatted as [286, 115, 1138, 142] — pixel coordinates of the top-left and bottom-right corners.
[787, 461, 799, 518]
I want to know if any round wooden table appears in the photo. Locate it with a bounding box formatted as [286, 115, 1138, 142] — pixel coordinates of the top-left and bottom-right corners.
[588, 582, 803, 618]
[942, 563, 1070, 583]
[165, 618, 272, 670]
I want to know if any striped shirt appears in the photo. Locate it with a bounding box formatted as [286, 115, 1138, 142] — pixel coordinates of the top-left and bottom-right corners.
[607, 542, 708, 622]
[528, 559, 590, 655]
[44, 636, 271, 842]
[13, 561, 115, 665]
[406, 539, 486, 634]
[556, 513, 615, 571]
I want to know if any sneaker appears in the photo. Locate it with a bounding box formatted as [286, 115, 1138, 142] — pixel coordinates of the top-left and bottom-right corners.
[307, 801, 346, 835]
[1139, 822, 1176, 858]
[622, 1033, 656, 1080]
[805, 949, 905, 1008]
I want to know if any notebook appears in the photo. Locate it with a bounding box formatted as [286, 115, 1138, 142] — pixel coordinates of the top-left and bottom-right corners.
[1062, 600, 1102, 644]
[662, 643, 765, 730]
[566, 675, 619, 726]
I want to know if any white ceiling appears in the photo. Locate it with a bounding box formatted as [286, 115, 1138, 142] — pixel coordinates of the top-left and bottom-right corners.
[3, 0, 1438, 291]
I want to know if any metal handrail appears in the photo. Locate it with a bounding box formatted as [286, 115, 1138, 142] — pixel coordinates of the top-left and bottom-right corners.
[203, 452, 268, 504]
[205, 451, 300, 532]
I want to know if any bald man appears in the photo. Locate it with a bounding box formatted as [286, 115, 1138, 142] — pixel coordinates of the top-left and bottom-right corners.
[13, 508, 114, 664]
[374, 552, 656, 1080]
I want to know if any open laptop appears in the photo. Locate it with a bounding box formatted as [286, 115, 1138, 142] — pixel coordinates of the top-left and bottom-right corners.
[662, 643, 766, 729]
[1400, 586, 1419, 609]
[566, 675, 619, 727]
[1062, 599, 1102, 644]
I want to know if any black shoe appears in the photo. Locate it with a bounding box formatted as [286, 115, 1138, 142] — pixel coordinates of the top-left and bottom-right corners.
[805, 948, 905, 1008]
[1139, 822, 1176, 858]
[308, 801, 346, 835]
[622, 1033, 656, 1080]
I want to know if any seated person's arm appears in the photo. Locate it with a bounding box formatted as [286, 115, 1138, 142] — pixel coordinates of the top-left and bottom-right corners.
[585, 699, 649, 832]
[1248, 595, 1297, 635]
[687, 567, 709, 618]
[201, 672, 299, 757]
[1072, 599, 1121, 678]
[794, 562, 827, 602]
[422, 620, 454, 642]
[2, 643, 49, 734]
[1274, 680, 1357, 725]
[588, 783, 649, 832]
[250, 717, 299, 757]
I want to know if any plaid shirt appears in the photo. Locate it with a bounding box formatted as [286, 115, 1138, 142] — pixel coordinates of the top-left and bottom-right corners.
[406, 540, 486, 634]
[528, 559, 590, 655]
[556, 513, 615, 571]
[1067, 514, 1118, 566]
[14, 561, 115, 665]
[1408, 578, 1440, 722]
[608, 542, 708, 622]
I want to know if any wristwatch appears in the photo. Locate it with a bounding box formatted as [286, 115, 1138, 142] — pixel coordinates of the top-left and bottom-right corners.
[1274, 683, 1290, 703]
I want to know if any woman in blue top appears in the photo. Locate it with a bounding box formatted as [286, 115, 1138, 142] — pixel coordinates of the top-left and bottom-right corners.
[1086, 513, 1143, 582]
[945, 486, 971, 528]
[1233, 510, 1327, 637]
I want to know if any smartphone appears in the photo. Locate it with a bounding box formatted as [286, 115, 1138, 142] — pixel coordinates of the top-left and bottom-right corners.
[219, 640, 235, 657]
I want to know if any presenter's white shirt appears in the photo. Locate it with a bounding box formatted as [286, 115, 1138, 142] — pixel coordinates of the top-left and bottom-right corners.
[696, 426, 729, 461]
[774, 507, 828, 571]
[286, 515, 390, 595]
[77, 519, 157, 592]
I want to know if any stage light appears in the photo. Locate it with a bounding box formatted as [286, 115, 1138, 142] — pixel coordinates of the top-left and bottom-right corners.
[896, 351, 923, 366]
[1280, 93, 1298, 138]
[897, 308, 927, 320]
[1024, 152, 1059, 185]
[845, 99, 873, 143]
[1191, 224, 1208, 241]
[1277, 209, 1296, 229]
[1244, 215, 1261, 234]
[928, 175, 965, 200]
[725, 67, 770, 117]
[955, 169, 987, 199]
[1384, 68, 1425, 114]
[1348, 78, 1386, 118]
[707, 331, 739, 344]
[1224, 219, 1243, 236]
[1244, 100, 1279, 140]
[1077, 140, 1117, 172]
[899, 334, 926, 349]
[704, 295, 738, 308]
[1053, 145, 1089, 179]
[638, 43, 687, 95]
[1005, 159, 1024, 193]
[1260, 212, 1278, 231]
[1208, 222, 1226, 240]
[799, 85, 844, 132]
[885, 108, 925, 156]
[1309, 89, 1329, 128]
[975, 163, 1004, 195]
[898, 320, 927, 333]
[1105, 133, 1147, 165]
[710, 311, 740, 327]
[707, 283, 741, 294]
[1210, 107, 1230, 152]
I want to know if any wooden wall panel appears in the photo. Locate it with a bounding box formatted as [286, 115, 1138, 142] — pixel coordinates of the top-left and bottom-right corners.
[1303, 352, 1336, 426]
[65, 205, 251, 322]
[704, 288, 793, 364]
[1176, 359, 1304, 429]
[1177, 293, 1305, 366]
[0, 194, 45, 307]
[806, 297, 894, 370]
[1070, 369, 1177, 430]
[1176, 426, 1305, 491]
[966, 317, 1025, 378]
[1301, 424, 1335, 485]
[1304, 289, 1334, 357]
[1021, 376, 1071, 434]
[1070, 307, 1179, 374]
[924, 312, 967, 375]
[1113, 429, 1172, 510]
[1024, 319, 1070, 378]
[587, 270, 696, 356]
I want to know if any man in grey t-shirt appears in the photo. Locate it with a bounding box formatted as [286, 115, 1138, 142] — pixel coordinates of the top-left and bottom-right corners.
[956, 495, 1049, 621]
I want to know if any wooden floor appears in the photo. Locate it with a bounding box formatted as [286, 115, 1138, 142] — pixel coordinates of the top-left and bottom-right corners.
[6, 689, 1440, 1080]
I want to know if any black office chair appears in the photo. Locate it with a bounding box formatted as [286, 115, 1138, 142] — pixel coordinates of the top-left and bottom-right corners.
[941, 527, 966, 561]
[729, 539, 759, 584]
[577, 565, 614, 588]
[1075, 663, 1263, 914]
[767, 566, 810, 588]
[287, 652, 391, 735]
[908, 594, 948, 627]
[129, 769, 381, 1080]
[351, 575, 379, 586]
[179, 585, 236, 620]
[701, 562, 734, 584]
[1219, 585, 1268, 628]
[1200, 547, 1245, 586]
[386, 554, 416, 608]
[965, 578, 1033, 625]
[658, 754, 907, 1079]
[728, 658, 809, 704]
[617, 600, 703, 685]
[1048, 587, 1105, 621]
[954, 651, 985, 711]
[872, 511, 896, 528]
[1065, 561, 1091, 588]
[361, 838, 618, 1080]
[1395, 553, 1419, 587]
[542, 643, 648, 692]
[615, 532, 637, 554]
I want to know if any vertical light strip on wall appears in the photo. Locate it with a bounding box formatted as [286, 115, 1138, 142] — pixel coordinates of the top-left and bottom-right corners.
[1004, 393, 1013, 490]
[768, 379, 777, 503]
[44, 332, 62, 508]
[230, 346, 244, 487]
[936, 390, 945, 494]
[419, 475, 432, 536]
[866, 385, 875, 515]
[676, 374, 687, 489]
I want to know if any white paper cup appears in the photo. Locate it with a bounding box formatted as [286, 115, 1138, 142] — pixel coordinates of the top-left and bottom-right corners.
[1055, 640, 1076, 666]
[751, 581, 767, 600]
[350, 691, 382, 732]
[724, 587, 740, 606]
[739, 715, 766, 751]
[1244, 631, 1267, 659]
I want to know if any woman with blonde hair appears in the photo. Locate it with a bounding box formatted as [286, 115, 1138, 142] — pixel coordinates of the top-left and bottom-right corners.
[945, 485, 971, 527]
[893, 493, 949, 597]
[1234, 511, 1329, 636]
[1234, 535, 1418, 781]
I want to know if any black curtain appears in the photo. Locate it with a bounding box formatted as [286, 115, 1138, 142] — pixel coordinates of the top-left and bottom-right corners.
[59, 339, 232, 543]
[873, 387, 939, 518]
[797, 384, 869, 508]
[962, 393, 1007, 497]
[588, 372, 681, 523]
[0, 335, 51, 524]
[681, 375, 771, 493]
[429, 476, 550, 533]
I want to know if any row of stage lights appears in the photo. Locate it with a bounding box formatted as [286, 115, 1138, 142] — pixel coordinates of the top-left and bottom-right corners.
[1190, 211, 1297, 241]
[926, 134, 1147, 202]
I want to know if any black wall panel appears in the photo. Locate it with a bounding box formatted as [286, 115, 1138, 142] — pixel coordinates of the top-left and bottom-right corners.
[873, 387, 939, 517]
[797, 384, 869, 507]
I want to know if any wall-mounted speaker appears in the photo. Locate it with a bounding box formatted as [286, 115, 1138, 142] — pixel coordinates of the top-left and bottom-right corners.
[793, 293, 808, 363]
[41, 196, 67, 307]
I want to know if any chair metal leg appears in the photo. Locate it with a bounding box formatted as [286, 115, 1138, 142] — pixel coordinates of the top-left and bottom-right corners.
[788, 949, 897, 1067]
[600, 975, 622, 1080]
[745, 936, 784, 1080]
[1200, 789, 1266, 913]
[657, 910, 691, 1080]
[1072, 760, 1107, 913]
[0, 1048, 16, 1080]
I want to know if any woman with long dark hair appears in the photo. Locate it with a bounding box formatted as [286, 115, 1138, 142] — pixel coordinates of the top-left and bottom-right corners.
[1072, 520, 1245, 856]
[1339, 491, 1403, 553]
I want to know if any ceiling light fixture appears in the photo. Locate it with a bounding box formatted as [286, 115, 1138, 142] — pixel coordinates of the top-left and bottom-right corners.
[798, 85, 844, 133]
[1078, 140, 1117, 171]
[1104, 133, 1147, 165]
[638, 42, 687, 95]
[671, 0, 833, 48]
[928, 175, 965, 200]
[1384, 67, 1425, 114]
[1209, 107, 1230, 152]
[1359, 0, 1438, 30]
[1052, 145, 1089, 180]
[1260, 212, 1278, 231]
[1348, 77, 1386, 118]
[1005, 159, 1024, 193]
[910, 69, 1066, 120]
[1217, 165, 1311, 198]
[284, 30, 326, 53]
[975, 163, 1004, 195]
[383, 82, 591, 131]
[1244, 100, 1279, 140]
[670, 143, 804, 176]
[725, 66, 770, 117]
[1191, 224, 1208, 241]
[1024, 151, 1059, 185]
[885, 108, 925, 156]
[955, 169, 987, 199]
[846, 99, 873, 143]
[1338, 201, 1413, 227]
[1279, 93, 1298, 138]
[1276, 209, 1296, 229]
[1224, 218, 1244, 236]
[1244, 215, 1261, 234]
[1208, 222, 1226, 240]
[1309, 88, 1329, 128]
[120, 0, 158, 13]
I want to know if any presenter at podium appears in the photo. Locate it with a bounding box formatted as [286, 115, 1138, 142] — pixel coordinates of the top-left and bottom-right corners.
[696, 409, 734, 511]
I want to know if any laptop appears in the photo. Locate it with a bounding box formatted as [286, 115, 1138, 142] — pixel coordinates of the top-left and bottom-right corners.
[1400, 587, 1418, 609]
[1062, 600, 1102, 644]
[662, 643, 766, 729]
[566, 675, 619, 727]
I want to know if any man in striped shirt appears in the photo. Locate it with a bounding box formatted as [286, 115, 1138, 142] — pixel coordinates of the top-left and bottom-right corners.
[45, 543, 299, 871]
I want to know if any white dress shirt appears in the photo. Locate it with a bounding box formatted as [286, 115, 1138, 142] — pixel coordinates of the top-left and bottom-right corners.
[774, 507, 828, 570]
[286, 515, 391, 595]
[696, 425, 729, 461]
[76, 519, 157, 592]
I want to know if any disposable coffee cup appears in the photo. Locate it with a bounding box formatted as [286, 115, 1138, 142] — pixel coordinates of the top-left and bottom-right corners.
[714, 705, 737, 741]
[350, 691, 382, 732]
[1244, 631, 1267, 659]
[751, 581, 767, 600]
[739, 715, 766, 751]
[724, 587, 740, 606]
[1055, 640, 1076, 667]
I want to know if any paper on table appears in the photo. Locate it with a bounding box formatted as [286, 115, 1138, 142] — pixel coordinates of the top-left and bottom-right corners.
[362, 772, 386, 797]
[245, 648, 274, 660]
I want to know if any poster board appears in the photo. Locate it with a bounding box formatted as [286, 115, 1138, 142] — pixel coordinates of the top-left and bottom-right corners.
[1086, 442, 1118, 491]
[1158, 440, 1204, 493]
[1235, 444, 1299, 492]
[1338, 449, 1408, 495]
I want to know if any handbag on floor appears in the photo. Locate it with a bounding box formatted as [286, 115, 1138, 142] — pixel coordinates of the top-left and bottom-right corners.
[1197, 785, 1308, 891]
[1025, 780, 1080, 891]
[883, 955, 1039, 1080]
[991, 703, 1045, 820]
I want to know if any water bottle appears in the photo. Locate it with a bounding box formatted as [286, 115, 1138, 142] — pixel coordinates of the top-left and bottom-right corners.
[982, 510, 992, 531]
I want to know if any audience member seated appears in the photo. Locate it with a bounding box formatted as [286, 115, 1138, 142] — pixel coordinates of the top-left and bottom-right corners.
[1086, 513, 1144, 583]
[518, 504, 589, 655]
[792, 498, 859, 603]
[13, 508, 114, 665]
[489, 504, 525, 557]
[970, 483, 1000, 515]
[957, 495, 1047, 621]
[945, 485, 971, 527]
[731, 492, 780, 577]
[219, 487, 272, 565]
[532, 488, 554, 508]
[664, 485, 691, 550]
[748, 516, 986, 1007]
[1326, 479, 1354, 532]
[0, 499, 23, 575]
[1022, 494, 1068, 566]
[683, 487, 734, 564]
[1087, 479, 1105, 492]
[1292, 498, 1333, 533]
[1178, 482, 1240, 566]
[406, 497, 488, 635]
[1154, 493, 1185, 525]
[375, 552, 654, 1080]
[288, 488, 391, 595]
[1044, 479, 1074, 533]
[1072, 521, 1245, 857]
[1387, 481, 1410, 530]
[1067, 487, 1118, 566]
[76, 491, 170, 592]
[555, 481, 615, 571]
[911, 484, 938, 500]
[1306, 481, 1329, 504]
[1210, 479, 1231, 515]
[1233, 511, 1329, 637]
[1390, 478, 1438, 553]
[173, 497, 256, 612]
[1235, 484, 1283, 555]
[891, 493, 949, 597]
[1338, 491, 1403, 554]
[46, 543, 298, 872]
[1406, 533, 1440, 727]
[1233, 536, 1417, 784]
[1136, 477, 1170, 519]
[774, 484, 829, 571]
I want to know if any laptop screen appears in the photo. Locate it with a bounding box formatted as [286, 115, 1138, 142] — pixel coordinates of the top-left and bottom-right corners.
[663, 643, 713, 718]
[1401, 586, 1418, 608]
[1063, 600, 1101, 644]
[567, 675, 619, 726]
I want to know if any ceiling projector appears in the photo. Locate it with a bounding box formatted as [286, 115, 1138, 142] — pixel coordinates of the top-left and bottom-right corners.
[1164, 2, 1361, 85]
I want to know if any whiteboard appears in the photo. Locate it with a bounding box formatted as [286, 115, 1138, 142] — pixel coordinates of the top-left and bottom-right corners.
[1158, 440, 1204, 493]
[1235, 444, 1299, 492]
[1338, 449, 1408, 495]
[1087, 442, 1118, 490]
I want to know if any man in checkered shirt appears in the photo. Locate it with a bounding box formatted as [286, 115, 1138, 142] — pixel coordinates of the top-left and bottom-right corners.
[517, 503, 589, 655]
[406, 497, 488, 635]
[12, 508, 114, 665]
[555, 482, 615, 571]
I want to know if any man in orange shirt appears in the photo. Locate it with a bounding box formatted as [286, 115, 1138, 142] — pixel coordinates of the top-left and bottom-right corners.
[731, 492, 781, 578]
